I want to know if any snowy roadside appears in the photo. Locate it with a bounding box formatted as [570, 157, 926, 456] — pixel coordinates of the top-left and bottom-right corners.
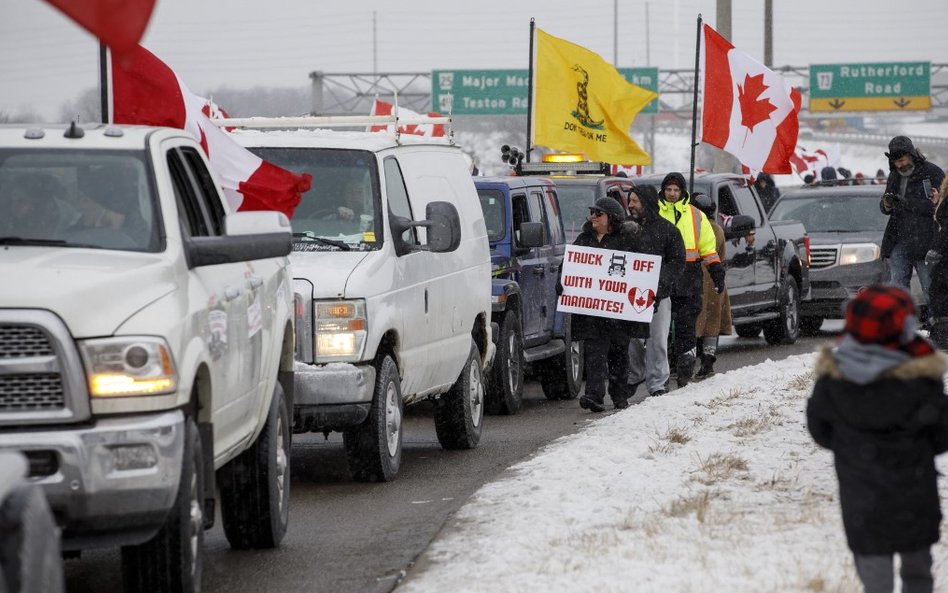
[396, 352, 948, 593]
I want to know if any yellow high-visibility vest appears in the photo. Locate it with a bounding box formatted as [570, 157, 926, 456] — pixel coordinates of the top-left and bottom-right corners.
[659, 199, 720, 265]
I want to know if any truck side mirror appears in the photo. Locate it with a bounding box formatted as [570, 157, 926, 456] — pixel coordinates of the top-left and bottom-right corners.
[724, 214, 755, 240]
[517, 221, 545, 249]
[390, 200, 461, 255]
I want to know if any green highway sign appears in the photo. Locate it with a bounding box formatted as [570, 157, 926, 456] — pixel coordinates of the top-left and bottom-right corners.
[432, 67, 659, 116]
[809, 62, 931, 112]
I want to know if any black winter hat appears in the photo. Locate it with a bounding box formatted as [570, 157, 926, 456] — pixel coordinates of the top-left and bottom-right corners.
[660, 172, 687, 193]
[591, 197, 626, 222]
[885, 135, 917, 160]
[691, 192, 716, 218]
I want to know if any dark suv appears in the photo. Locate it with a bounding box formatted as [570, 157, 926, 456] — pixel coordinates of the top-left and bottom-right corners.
[475, 177, 583, 414]
[769, 183, 925, 334]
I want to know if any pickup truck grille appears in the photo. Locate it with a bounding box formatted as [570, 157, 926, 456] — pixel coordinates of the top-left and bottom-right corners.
[0, 374, 64, 411]
[809, 246, 839, 269]
[0, 312, 90, 426]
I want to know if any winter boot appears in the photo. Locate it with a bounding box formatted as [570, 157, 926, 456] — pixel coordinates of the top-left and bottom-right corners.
[579, 394, 606, 413]
[931, 319, 948, 351]
[695, 340, 717, 380]
[676, 349, 696, 388]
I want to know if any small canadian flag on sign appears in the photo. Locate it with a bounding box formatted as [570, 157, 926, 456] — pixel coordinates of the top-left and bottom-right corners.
[628, 287, 655, 314]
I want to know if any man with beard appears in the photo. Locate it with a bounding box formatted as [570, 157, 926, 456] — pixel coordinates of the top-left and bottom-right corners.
[626, 185, 685, 397]
[880, 136, 945, 295]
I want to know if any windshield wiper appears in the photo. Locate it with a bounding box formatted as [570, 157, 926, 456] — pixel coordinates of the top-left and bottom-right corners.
[0, 236, 68, 246]
[292, 232, 351, 251]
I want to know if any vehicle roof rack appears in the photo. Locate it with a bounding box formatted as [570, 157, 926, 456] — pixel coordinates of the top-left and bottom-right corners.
[209, 114, 454, 145]
[517, 161, 611, 176]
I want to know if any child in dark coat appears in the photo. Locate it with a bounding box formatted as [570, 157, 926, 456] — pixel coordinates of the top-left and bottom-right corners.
[807, 284, 948, 593]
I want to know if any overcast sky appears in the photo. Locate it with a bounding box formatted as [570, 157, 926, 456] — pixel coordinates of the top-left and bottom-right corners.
[2, 0, 946, 120]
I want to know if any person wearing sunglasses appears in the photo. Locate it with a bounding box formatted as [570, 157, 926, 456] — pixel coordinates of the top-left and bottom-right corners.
[571, 197, 645, 412]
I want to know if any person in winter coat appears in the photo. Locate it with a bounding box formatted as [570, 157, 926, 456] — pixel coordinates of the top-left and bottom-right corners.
[880, 135, 945, 294]
[753, 173, 780, 212]
[691, 193, 732, 379]
[571, 197, 645, 412]
[657, 172, 726, 387]
[807, 284, 948, 593]
[925, 175, 948, 348]
[626, 185, 685, 397]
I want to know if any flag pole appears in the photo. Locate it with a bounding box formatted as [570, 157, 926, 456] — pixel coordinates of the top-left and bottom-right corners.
[99, 42, 109, 123]
[526, 18, 535, 163]
[688, 14, 702, 196]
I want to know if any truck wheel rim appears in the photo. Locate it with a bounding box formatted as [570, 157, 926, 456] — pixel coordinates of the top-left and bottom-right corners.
[385, 380, 401, 457]
[569, 342, 582, 382]
[469, 362, 483, 428]
[276, 413, 287, 513]
[786, 285, 798, 333]
[188, 470, 202, 575]
[506, 333, 521, 394]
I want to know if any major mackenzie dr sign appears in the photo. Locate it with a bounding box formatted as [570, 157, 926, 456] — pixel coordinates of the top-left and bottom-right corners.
[809, 62, 931, 112]
[432, 68, 659, 116]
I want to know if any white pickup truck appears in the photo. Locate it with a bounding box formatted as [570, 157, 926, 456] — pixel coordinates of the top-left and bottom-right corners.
[0, 123, 296, 593]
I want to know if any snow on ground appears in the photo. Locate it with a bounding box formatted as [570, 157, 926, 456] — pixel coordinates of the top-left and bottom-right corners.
[397, 349, 948, 593]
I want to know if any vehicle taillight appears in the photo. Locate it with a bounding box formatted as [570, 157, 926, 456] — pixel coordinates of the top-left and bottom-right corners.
[803, 234, 811, 267]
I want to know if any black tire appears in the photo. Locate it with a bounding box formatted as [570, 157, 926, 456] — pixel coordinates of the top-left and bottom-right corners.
[218, 382, 291, 549]
[122, 417, 204, 593]
[538, 316, 583, 400]
[485, 312, 524, 415]
[434, 340, 484, 450]
[0, 483, 63, 593]
[764, 279, 801, 345]
[799, 315, 824, 336]
[343, 355, 403, 482]
[734, 323, 762, 338]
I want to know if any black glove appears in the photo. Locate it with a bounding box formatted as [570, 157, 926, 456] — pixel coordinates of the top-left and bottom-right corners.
[926, 249, 943, 266]
[708, 262, 726, 294]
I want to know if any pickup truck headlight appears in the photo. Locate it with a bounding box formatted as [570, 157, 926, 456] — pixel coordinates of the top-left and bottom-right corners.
[79, 337, 177, 397]
[314, 300, 367, 362]
[839, 243, 880, 266]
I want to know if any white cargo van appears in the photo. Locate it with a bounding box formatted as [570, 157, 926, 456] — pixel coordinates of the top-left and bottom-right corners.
[224, 118, 493, 482]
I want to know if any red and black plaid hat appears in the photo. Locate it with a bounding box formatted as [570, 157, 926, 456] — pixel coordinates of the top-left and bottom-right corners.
[843, 285, 933, 356]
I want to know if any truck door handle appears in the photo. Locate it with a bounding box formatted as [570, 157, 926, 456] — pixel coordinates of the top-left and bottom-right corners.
[224, 287, 242, 301]
[248, 275, 264, 289]
[550, 264, 560, 274]
[533, 267, 545, 277]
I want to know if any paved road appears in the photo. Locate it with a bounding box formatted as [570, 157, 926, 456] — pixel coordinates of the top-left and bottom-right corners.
[64, 325, 840, 593]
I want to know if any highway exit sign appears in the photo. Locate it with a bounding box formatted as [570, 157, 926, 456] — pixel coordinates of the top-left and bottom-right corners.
[432, 68, 659, 116]
[809, 62, 931, 112]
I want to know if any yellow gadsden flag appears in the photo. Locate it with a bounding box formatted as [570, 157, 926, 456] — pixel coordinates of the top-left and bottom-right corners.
[533, 28, 657, 165]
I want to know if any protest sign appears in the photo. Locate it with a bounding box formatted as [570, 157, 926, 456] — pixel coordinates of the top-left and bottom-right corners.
[558, 245, 661, 322]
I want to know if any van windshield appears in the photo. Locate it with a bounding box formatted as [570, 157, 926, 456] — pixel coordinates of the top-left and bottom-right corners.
[0, 149, 160, 252]
[248, 147, 382, 252]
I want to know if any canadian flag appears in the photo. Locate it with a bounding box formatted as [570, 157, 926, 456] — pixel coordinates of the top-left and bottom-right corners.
[789, 144, 841, 176]
[701, 24, 801, 174]
[44, 0, 155, 59]
[368, 99, 445, 137]
[111, 46, 311, 219]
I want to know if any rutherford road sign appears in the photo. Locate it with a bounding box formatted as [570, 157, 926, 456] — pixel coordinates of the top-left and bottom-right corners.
[432, 68, 659, 116]
[809, 62, 931, 112]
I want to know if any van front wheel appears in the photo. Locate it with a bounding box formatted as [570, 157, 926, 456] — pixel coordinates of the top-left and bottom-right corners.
[343, 355, 403, 482]
[434, 340, 484, 450]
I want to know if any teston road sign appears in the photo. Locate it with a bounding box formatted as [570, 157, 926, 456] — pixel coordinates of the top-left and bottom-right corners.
[809, 62, 931, 112]
[432, 68, 659, 116]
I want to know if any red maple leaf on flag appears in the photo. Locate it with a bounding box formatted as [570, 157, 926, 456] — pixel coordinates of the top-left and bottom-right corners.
[737, 73, 777, 132]
[636, 295, 647, 307]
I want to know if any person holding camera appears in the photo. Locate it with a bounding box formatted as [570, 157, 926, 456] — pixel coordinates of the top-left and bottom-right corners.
[879, 136, 944, 295]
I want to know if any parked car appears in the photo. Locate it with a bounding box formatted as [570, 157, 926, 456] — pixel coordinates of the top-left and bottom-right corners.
[769, 183, 926, 334]
[542, 175, 636, 242]
[0, 123, 296, 593]
[634, 173, 811, 344]
[0, 452, 63, 593]
[229, 119, 494, 483]
[474, 177, 583, 413]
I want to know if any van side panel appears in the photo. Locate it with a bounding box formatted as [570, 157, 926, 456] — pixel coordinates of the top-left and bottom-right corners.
[395, 148, 491, 392]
